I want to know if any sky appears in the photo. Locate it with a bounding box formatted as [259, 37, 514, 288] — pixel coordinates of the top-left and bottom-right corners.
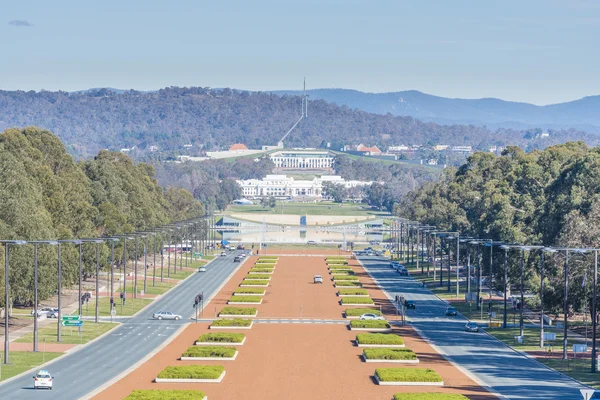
[1, 0, 599, 105]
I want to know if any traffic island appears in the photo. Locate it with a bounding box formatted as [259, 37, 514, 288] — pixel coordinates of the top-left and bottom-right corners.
[125, 389, 207, 400]
[343, 308, 383, 319]
[374, 368, 443, 386]
[332, 276, 360, 282]
[349, 320, 391, 331]
[330, 270, 355, 276]
[337, 288, 369, 297]
[233, 288, 266, 296]
[355, 333, 405, 348]
[196, 332, 246, 346]
[340, 297, 374, 306]
[240, 279, 270, 287]
[362, 348, 419, 363]
[154, 365, 226, 383]
[228, 295, 263, 305]
[180, 346, 238, 361]
[209, 318, 253, 330]
[219, 307, 258, 318]
[328, 266, 353, 272]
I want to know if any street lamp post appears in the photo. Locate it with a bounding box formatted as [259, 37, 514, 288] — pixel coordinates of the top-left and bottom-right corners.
[539, 247, 556, 348]
[563, 249, 569, 360]
[79, 239, 104, 323]
[501, 245, 509, 328]
[593, 250, 598, 373]
[1, 240, 27, 364]
[29, 241, 58, 352]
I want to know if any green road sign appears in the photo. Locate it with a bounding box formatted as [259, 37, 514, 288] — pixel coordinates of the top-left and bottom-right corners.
[61, 315, 81, 322]
[62, 320, 83, 327]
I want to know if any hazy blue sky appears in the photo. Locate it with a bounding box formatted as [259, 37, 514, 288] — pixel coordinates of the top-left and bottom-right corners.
[2, 0, 599, 104]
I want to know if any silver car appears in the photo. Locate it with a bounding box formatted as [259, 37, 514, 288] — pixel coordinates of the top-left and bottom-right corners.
[359, 313, 385, 321]
[152, 311, 182, 320]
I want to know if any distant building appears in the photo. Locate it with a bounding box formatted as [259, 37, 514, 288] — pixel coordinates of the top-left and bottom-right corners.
[120, 146, 136, 153]
[356, 144, 382, 155]
[433, 145, 449, 151]
[540, 132, 550, 138]
[451, 146, 473, 153]
[183, 143, 193, 148]
[269, 150, 335, 172]
[388, 145, 410, 152]
[149, 145, 159, 152]
[232, 198, 254, 205]
[229, 143, 249, 151]
[427, 159, 439, 165]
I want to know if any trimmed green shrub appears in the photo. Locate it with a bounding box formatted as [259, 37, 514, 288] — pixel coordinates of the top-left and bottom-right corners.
[375, 368, 442, 383]
[335, 281, 362, 287]
[250, 268, 274, 272]
[344, 308, 382, 317]
[258, 256, 278, 260]
[393, 395, 468, 400]
[338, 288, 368, 296]
[245, 274, 271, 280]
[219, 307, 257, 315]
[328, 262, 349, 266]
[254, 262, 276, 265]
[350, 320, 390, 329]
[364, 348, 416, 360]
[157, 365, 225, 379]
[331, 270, 355, 276]
[329, 265, 352, 270]
[234, 287, 265, 294]
[211, 318, 252, 327]
[125, 390, 206, 400]
[356, 333, 404, 345]
[183, 346, 237, 358]
[341, 297, 374, 305]
[241, 279, 269, 285]
[332, 275, 360, 281]
[228, 295, 262, 303]
[198, 332, 245, 343]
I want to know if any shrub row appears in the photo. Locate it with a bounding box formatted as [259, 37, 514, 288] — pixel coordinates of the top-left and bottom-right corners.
[125, 390, 206, 400]
[328, 265, 352, 270]
[198, 332, 245, 343]
[331, 270, 355, 276]
[335, 281, 363, 287]
[375, 368, 442, 383]
[350, 320, 390, 329]
[250, 268, 274, 273]
[244, 274, 271, 280]
[219, 307, 257, 315]
[211, 318, 252, 327]
[241, 279, 269, 285]
[234, 288, 265, 295]
[393, 395, 468, 400]
[258, 256, 278, 260]
[356, 333, 404, 345]
[341, 297, 373, 305]
[363, 348, 416, 360]
[344, 308, 382, 317]
[229, 295, 261, 303]
[332, 275, 359, 281]
[338, 288, 368, 296]
[157, 365, 225, 379]
[183, 345, 237, 358]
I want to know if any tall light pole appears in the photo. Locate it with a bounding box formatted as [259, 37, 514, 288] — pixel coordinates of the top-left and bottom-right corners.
[102, 238, 120, 315]
[539, 247, 556, 347]
[500, 245, 510, 328]
[593, 249, 598, 373]
[80, 239, 104, 323]
[1, 240, 27, 364]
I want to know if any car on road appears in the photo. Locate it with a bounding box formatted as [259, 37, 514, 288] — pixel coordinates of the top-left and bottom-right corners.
[359, 313, 385, 321]
[198, 266, 206, 272]
[220, 251, 227, 257]
[307, 240, 317, 245]
[398, 268, 409, 276]
[445, 307, 457, 316]
[152, 311, 182, 320]
[390, 261, 400, 268]
[31, 307, 58, 318]
[314, 275, 323, 284]
[465, 321, 479, 332]
[237, 244, 245, 250]
[404, 300, 416, 309]
[234, 255, 243, 262]
[33, 370, 53, 390]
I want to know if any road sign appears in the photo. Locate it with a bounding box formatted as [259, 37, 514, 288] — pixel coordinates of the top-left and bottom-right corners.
[580, 389, 595, 400]
[61, 315, 81, 322]
[62, 321, 83, 327]
[573, 344, 588, 353]
[543, 333, 556, 341]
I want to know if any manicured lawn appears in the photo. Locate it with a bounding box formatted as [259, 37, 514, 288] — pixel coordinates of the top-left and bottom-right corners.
[228, 295, 262, 303]
[0, 351, 63, 381]
[198, 332, 245, 343]
[211, 318, 252, 327]
[164, 269, 195, 280]
[350, 320, 391, 329]
[393, 394, 468, 400]
[123, 280, 175, 295]
[219, 307, 257, 316]
[257, 256, 278, 260]
[244, 274, 271, 280]
[538, 358, 600, 389]
[356, 333, 404, 345]
[375, 368, 442, 382]
[364, 348, 417, 360]
[341, 297, 374, 305]
[126, 390, 206, 400]
[331, 270, 355, 276]
[226, 201, 387, 216]
[15, 322, 118, 345]
[182, 346, 236, 358]
[345, 308, 382, 317]
[157, 365, 225, 379]
[338, 289, 369, 296]
[98, 297, 154, 316]
[329, 266, 353, 270]
[487, 327, 573, 352]
[250, 268, 274, 273]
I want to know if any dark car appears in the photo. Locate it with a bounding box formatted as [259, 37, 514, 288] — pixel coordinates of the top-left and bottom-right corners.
[465, 321, 479, 332]
[233, 255, 243, 262]
[237, 244, 245, 250]
[404, 300, 416, 309]
[445, 307, 457, 316]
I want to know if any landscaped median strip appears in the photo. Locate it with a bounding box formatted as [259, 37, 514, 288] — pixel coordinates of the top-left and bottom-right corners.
[240, 279, 270, 287]
[374, 368, 443, 386]
[392, 394, 468, 400]
[209, 318, 253, 329]
[349, 320, 391, 331]
[243, 273, 271, 280]
[155, 365, 226, 383]
[228, 295, 263, 304]
[338, 288, 369, 297]
[355, 333, 405, 347]
[125, 389, 207, 400]
[219, 306, 258, 317]
[180, 345, 238, 361]
[328, 265, 352, 271]
[344, 308, 382, 318]
[331, 270, 355, 276]
[332, 275, 360, 281]
[334, 281, 363, 288]
[233, 288, 265, 296]
[362, 348, 419, 363]
[249, 268, 274, 273]
[196, 332, 246, 346]
[340, 297, 374, 305]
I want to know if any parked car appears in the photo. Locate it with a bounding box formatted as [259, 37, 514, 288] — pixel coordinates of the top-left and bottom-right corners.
[445, 307, 457, 316]
[220, 251, 227, 257]
[33, 369, 53, 390]
[314, 275, 323, 284]
[359, 313, 385, 321]
[31, 307, 59, 318]
[198, 266, 206, 272]
[465, 321, 479, 332]
[152, 311, 182, 320]
[404, 300, 416, 309]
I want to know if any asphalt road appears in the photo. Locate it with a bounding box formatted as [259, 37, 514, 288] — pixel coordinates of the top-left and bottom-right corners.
[359, 255, 591, 400]
[0, 250, 247, 399]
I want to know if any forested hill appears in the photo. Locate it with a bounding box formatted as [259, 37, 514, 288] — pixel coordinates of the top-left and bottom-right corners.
[0, 87, 594, 157]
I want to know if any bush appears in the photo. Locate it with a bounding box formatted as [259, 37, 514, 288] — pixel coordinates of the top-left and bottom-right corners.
[126, 390, 206, 400]
[234, 288, 265, 295]
[335, 281, 362, 287]
[329, 265, 352, 270]
[250, 268, 274, 273]
[219, 307, 257, 315]
[338, 289, 368, 296]
[333, 275, 359, 281]
[241, 279, 269, 285]
[211, 318, 252, 327]
[331, 270, 355, 276]
[198, 332, 245, 343]
[356, 333, 404, 345]
[341, 297, 374, 305]
[393, 395, 468, 400]
[228, 295, 261, 303]
[245, 274, 271, 280]
[258, 256, 278, 260]
[183, 346, 237, 358]
[350, 320, 390, 329]
[157, 365, 225, 379]
[364, 348, 416, 360]
[254, 262, 276, 265]
[344, 308, 382, 317]
[375, 368, 442, 383]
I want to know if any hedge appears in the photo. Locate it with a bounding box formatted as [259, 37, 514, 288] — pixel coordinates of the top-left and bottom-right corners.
[250, 268, 274, 273]
[157, 365, 225, 379]
[258, 256, 278, 260]
[350, 320, 390, 329]
[219, 307, 257, 315]
[338, 288, 368, 296]
[211, 318, 253, 327]
[364, 348, 417, 360]
[254, 262, 276, 265]
[234, 288, 265, 294]
[229, 295, 261, 303]
[335, 281, 363, 287]
[375, 368, 442, 383]
[344, 308, 382, 317]
[333, 275, 360, 281]
[245, 274, 271, 280]
[125, 390, 206, 400]
[241, 279, 270, 285]
[183, 345, 237, 358]
[331, 270, 355, 276]
[328, 264, 352, 269]
[198, 332, 245, 343]
[341, 297, 374, 305]
[356, 333, 404, 345]
[393, 395, 468, 400]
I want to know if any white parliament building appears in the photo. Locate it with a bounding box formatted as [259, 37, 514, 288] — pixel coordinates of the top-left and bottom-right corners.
[269, 150, 335, 172]
[237, 175, 371, 199]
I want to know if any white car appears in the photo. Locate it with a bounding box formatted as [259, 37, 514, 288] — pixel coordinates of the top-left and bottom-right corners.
[314, 275, 323, 284]
[152, 311, 182, 320]
[198, 266, 206, 272]
[33, 369, 53, 390]
[359, 313, 385, 321]
[220, 251, 227, 257]
[31, 307, 59, 318]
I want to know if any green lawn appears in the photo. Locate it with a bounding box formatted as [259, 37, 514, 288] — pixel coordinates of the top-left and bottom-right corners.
[226, 201, 389, 217]
[487, 327, 579, 352]
[538, 358, 600, 389]
[0, 351, 63, 381]
[98, 297, 154, 316]
[122, 280, 176, 296]
[15, 322, 118, 345]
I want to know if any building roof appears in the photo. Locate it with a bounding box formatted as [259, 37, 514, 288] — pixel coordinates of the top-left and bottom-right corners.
[357, 144, 381, 153]
[229, 143, 248, 151]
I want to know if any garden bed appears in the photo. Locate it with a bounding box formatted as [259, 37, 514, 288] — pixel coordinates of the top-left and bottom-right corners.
[233, 288, 265, 296]
[244, 274, 271, 280]
[249, 268, 274, 274]
[328, 266, 352, 271]
[350, 320, 391, 331]
[228, 295, 262, 304]
[155, 365, 226, 383]
[181, 345, 238, 361]
[340, 297, 374, 305]
[363, 348, 419, 363]
[330, 270, 355, 276]
[356, 333, 405, 347]
[332, 275, 360, 281]
[344, 308, 382, 319]
[257, 256, 278, 260]
[240, 279, 270, 287]
[219, 307, 258, 317]
[338, 289, 369, 296]
[125, 390, 206, 400]
[334, 281, 363, 288]
[393, 394, 468, 400]
[374, 368, 443, 386]
[196, 332, 246, 346]
[210, 318, 253, 329]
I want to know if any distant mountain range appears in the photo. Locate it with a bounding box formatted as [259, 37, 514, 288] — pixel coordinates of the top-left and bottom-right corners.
[271, 89, 600, 133]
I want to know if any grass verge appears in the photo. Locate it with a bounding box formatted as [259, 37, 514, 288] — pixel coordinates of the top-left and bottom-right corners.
[234, 288, 265, 295]
[350, 320, 391, 329]
[0, 351, 62, 382]
[219, 307, 257, 316]
[338, 289, 369, 296]
[228, 295, 262, 303]
[341, 297, 374, 305]
[16, 321, 118, 345]
[241, 279, 269, 285]
[345, 308, 382, 317]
